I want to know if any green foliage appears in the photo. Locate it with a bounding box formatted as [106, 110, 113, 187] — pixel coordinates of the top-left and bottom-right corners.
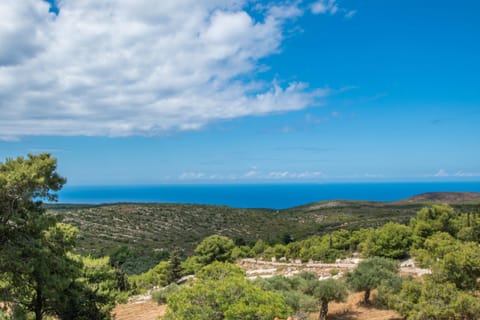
[289, 235, 347, 263]
[0, 154, 67, 320]
[411, 232, 459, 267]
[109, 245, 169, 275]
[230, 245, 252, 260]
[313, 278, 348, 303]
[257, 273, 347, 320]
[360, 222, 412, 259]
[251, 239, 268, 257]
[393, 279, 480, 320]
[196, 261, 245, 281]
[194, 235, 235, 264]
[433, 241, 480, 290]
[0, 154, 127, 320]
[180, 256, 204, 276]
[410, 204, 458, 248]
[166, 263, 290, 320]
[346, 257, 399, 304]
[180, 235, 235, 275]
[165, 251, 183, 284]
[372, 274, 405, 309]
[129, 261, 170, 290]
[314, 279, 348, 320]
[0, 309, 8, 320]
[152, 284, 179, 305]
[49, 199, 431, 260]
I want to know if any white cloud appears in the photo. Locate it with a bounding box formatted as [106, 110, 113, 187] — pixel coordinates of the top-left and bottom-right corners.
[0, 0, 52, 66]
[344, 10, 357, 19]
[432, 169, 480, 178]
[434, 169, 449, 177]
[311, 0, 356, 18]
[0, 0, 330, 138]
[244, 170, 258, 177]
[311, 0, 338, 15]
[454, 170, 480, 177]
[179, 172, 207, 180]
[267, 170, 324, 179]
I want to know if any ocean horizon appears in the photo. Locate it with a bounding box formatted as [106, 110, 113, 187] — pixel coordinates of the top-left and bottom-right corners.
[57, 182, 480, 209]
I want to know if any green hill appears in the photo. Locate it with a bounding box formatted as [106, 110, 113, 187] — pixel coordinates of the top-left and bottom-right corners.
[49, 192, 480, 259]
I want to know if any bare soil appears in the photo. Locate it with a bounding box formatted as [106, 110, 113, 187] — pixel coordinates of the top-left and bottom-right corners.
[326, 292, 402, 320]
[111, 292, 401, 320]
[112, 300, 166, 320]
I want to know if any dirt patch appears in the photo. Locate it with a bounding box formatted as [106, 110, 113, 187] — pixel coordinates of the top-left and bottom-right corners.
[112, 300, 166, 320]
[325, 292, 402, 320]
[110, 292, 400, 320]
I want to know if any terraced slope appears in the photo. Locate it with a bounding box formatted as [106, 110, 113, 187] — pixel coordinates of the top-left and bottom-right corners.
[49, 192, 480, 259]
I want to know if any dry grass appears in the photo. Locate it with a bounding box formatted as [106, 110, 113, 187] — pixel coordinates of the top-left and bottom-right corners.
[111, 292, 401, 320]
[112, 301, 166, 320]
[323, 292, 402, 320]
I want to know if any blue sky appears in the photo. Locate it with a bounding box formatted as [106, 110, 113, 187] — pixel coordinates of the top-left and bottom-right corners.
[0, 0, 479, 185]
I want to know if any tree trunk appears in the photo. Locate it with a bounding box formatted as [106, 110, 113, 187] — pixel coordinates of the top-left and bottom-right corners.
[34, 280, 43, 320]
[364, 289, 370, 304]
[319, 299, 329, 320]
[34, 293, 43, 320]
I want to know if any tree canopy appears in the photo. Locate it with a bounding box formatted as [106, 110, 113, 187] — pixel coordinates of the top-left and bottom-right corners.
[0, 154, 123, 320]
[166, 262, 290, 320]
[346, 257, 399, 304]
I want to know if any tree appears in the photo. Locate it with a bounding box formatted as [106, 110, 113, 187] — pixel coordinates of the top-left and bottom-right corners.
[165, 250, 183, 284]
[393, 279, 480, 320]
[434, 241, 480, 290]
[346, 257, 399, 304]
[166, 263, 290, 320]
[313, 279, 348, 320]
[182, 235, 235, 274]
[5, 223, 79, 320]
[194, 235, 235, 264]
[257, 272, 347, 320]
[0, 154, 67, 320]
[361, 222, 412, 259]
[410, 204, 457, 248]
[0, 154, 122, 319]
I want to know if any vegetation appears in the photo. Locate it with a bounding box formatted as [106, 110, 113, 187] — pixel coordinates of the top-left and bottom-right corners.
[0, 154, 127, 319]
[346, 257, 400, 304]
[3, 153, 480, 319]
[165, 262, 290, 320]
[258, 273, 348, 320]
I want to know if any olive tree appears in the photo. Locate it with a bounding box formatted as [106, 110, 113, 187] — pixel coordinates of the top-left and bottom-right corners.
[346, 257, 399, 304]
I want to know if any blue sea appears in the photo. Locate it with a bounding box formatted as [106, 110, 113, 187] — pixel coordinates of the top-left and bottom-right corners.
[57, 182, 480, 209]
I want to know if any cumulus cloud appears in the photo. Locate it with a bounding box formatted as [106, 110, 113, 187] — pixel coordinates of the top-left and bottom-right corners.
[0, 0, 331, 138]
[0, 0, 52, 66]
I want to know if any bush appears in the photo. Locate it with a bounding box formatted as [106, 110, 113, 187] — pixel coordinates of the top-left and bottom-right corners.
[152, 284, 180, 304]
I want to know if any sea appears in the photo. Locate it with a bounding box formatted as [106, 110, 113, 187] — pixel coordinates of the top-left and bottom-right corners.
[56, 182, 480, 209]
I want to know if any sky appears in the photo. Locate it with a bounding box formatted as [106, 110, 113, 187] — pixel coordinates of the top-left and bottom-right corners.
[0, 0, 479, 185]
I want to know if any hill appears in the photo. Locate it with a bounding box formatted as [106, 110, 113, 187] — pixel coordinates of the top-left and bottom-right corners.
[396, 191, 480, 204]
[48, 192, 480, 272]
